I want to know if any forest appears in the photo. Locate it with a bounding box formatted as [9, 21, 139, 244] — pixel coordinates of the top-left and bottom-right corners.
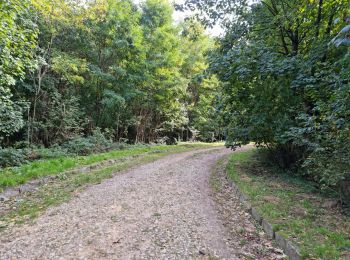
[1, 0, 350, 202]
[1, 0, 222, 149]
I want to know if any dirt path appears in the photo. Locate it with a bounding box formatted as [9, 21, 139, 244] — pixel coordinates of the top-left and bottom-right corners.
[0, 147, 282, 260]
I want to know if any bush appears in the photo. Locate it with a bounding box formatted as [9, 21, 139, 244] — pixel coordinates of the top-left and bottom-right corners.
[35, 146, 69, 159]
[0, 148, 28, 167]
[0, 129, 131, 168]
[109, 142, 130, 150]
[61, 128, 112, 155]
[62, 136, 97, 155]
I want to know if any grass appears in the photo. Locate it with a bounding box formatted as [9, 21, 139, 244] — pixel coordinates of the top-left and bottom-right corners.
[226, 149, 350, 259]
[0, 142, 222, 191]
[0, 142, 222, 231]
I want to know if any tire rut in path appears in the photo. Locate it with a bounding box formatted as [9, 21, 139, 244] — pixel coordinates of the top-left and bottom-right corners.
[0, 147, 273, 259]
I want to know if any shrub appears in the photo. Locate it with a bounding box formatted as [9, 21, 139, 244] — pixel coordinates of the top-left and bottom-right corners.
[35, 146, 69, 159]
[0, 148, 28, 167]
[109, 142, 130, 150]
[61, 137, 96, 155]
[61, 128, 112, 155]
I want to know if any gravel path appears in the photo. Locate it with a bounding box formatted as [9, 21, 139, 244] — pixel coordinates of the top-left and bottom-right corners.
[0, 147, 281, 260]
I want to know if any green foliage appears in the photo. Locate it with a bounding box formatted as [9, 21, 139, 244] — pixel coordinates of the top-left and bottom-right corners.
[0, 0, 221, 150]
[0, 0, 37, 85]
[188, 0, 350, 198]
[301, 78, 350, 196]
[61, 129, 112, 155]
[180, 20, 224, 142]
[0, 148, 28, 167]
[0, 0, 37, 142]
[2, 0, 348, 199]
[0, 87, 27, 140]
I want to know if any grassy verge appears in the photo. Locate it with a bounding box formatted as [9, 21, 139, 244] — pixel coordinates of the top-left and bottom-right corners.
[0, 142, 222, 231]
[0, 142, 221, 191]
[226, 149, 350, 259]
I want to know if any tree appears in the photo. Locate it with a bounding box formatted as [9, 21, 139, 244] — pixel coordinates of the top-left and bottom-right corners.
[133, 0, 186, 142]
[180, 20, 223, 141]
[184, 0, 350, 196]
[0, 0, 37, 143]
[1, 0, 221, 148]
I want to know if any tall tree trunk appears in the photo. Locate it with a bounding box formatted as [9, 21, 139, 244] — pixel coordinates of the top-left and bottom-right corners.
[315, 0, 323, 39]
